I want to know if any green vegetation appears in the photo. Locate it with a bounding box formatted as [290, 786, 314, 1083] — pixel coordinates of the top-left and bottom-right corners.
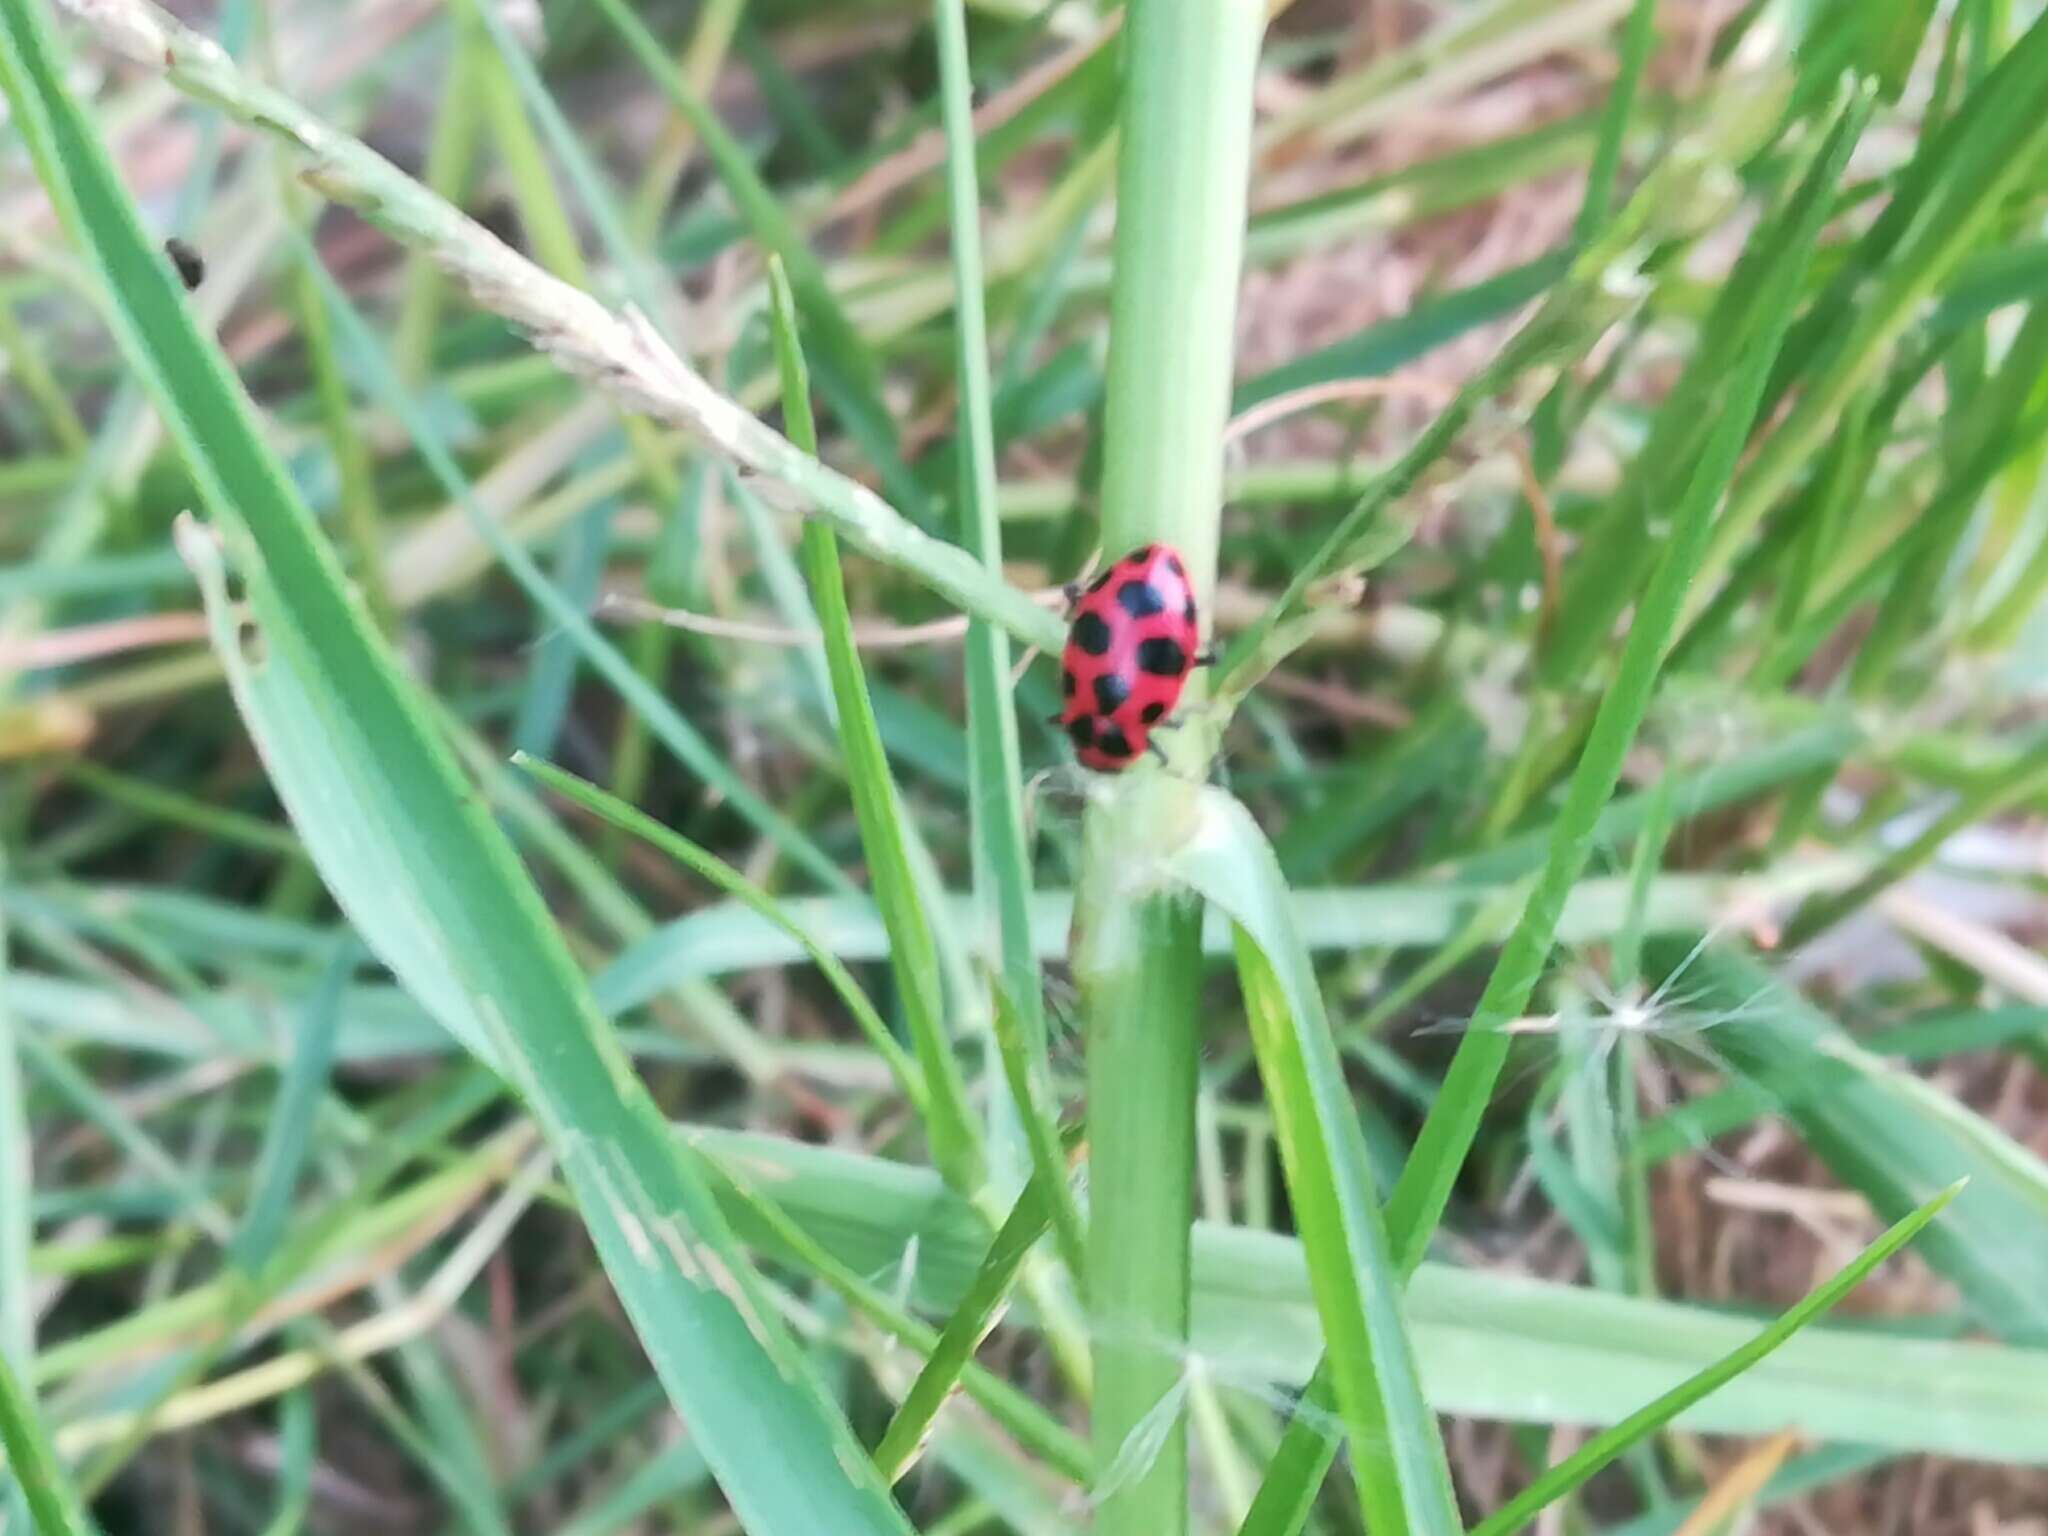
[3, 0, 2046, 1531]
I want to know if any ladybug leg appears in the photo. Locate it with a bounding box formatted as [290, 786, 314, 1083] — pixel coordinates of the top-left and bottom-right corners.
[1146, 736, 1169, 765]
[1193, 647, 1220, 668]
[1061, 581, 1082, 611]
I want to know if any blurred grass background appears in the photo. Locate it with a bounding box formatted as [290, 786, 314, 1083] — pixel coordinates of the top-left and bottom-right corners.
[4, 0, 2048, 1531]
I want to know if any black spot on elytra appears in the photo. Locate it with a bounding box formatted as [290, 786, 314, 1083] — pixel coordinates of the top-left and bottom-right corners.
[1087, 569, 1114, 595]
[1164, 551, 1185, 577]
[1183, 597, 1197, 624]
[1072, 610, 1112, 655]
[165, 237, 204, 289]
[1116, 580, 1166, 619]
[1062, 668, 1076, 697]
[1068, 716, 1096, 747]
[1127, 544, 1156, 567]
[1094, 673, 1131, 714]
[1136, 636, 1187, 676]
[1141, 701, 1165, 724]
[1095, 725, 1133, 758]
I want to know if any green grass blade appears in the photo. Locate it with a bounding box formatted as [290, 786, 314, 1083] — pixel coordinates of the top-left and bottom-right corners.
[1573, 0, 1659, 240]
[0, 4, 915, 1527]
[1382, 87, 1870, 1271]
[873, 1165, 1061, 1482]
[227, 941, 346, 1276]
[1168, 789, 1460, 1534]
[0, 1346, 97, 1536]
[1783, 746, 2048, 947]
[767, 258, 986, 1196]
[1466, 1182, 1963, 1536]
[514, 754, 929, 1110]
[1698, 10, 2048, 603]
[256, 1388, 314, 1536]
[1230, 253, 1567, 413]
[988, 980, 1087, 1286]
[934, 0, 1051, 1187]
[702, 1154, 1092, 1485]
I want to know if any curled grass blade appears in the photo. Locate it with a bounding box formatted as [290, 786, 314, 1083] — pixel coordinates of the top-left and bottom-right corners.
[1166, 787, 1460, 1535]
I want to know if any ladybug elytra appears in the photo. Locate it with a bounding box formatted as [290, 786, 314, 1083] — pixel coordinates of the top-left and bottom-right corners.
[1056, 542, 1204, 772]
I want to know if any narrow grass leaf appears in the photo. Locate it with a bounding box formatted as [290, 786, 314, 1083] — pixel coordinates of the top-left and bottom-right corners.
[0, 1346, 96, 1536]
[257, 1388, 314, 1536]
[700, 1153, 1092, 1485]
[1466, 1182, 1963, 1536]
[767, 259, 985, 1195]
[515, 754, 928, 1109]
[874, 1165, 1061, 1483]
[934, 0, 1052, 1188]
[988, 980, 1087, 1286]
[228, 941, 347, 1276]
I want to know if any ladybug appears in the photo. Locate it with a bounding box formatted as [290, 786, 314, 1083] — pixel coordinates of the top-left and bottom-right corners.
[1055, 542, 1205, 772]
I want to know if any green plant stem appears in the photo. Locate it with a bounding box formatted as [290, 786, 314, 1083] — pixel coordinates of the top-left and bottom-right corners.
[1079, 3, 1263, 1532]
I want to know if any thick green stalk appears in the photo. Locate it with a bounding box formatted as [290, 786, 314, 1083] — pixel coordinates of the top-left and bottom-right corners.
[1079, 4, 1262, 1533]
